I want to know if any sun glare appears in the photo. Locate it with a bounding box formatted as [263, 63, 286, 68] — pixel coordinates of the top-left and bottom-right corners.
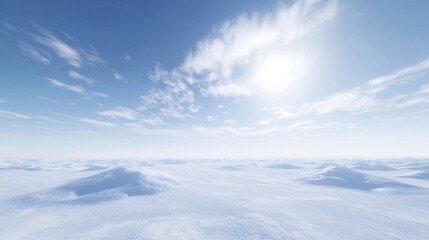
[253, 52, 308, 93]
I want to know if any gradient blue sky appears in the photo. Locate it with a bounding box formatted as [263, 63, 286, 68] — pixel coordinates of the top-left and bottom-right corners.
[1, 0, 429, 160]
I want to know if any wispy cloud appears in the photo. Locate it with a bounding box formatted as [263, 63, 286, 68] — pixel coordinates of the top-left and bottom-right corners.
[12, 24, 107, 68]
[224, 119, 237, 125]
[34, 27, 82, 67]
[92, 91, 110, 98]
[98, 107, 138, 120]
[140, 116, 163, 125]
[258, 118, 273, 126]
[303, 59, 429, 114]
[1, 22, 18, 34]
[113, 73, 124, 81]
[46, 78, 85, 95]
[123, 120, 334, 137]
[181, 0, 337, 97]
[83, 45, 106, 66]
[264, 58, 429, 120]
[39, 96, 60, 105]
[79, 118, 117, 128]
[68, 70, 94, 84]
[0, 109, 32, 119]
[160, 108, 195, 120]
[139, 66, 196, 120]
[18, 41, 51, 64]
[207, 115, 218, 122]
[137, 0, 337, 124]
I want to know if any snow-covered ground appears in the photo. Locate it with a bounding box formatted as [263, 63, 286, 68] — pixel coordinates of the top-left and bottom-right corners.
[0, 159, 428, 239]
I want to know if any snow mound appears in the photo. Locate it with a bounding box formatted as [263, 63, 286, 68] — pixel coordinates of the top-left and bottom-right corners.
[266, 163, 301, 169]
[315, 162, 338, 169]
[401, 170, 429, 180]
[403, 162, 429, 171]
[20, 167, 175, 204]
[220, 165, 247, 170]
[159, 159, 187, 164]
[300, 166, 416, 191]
[0, 164, 41, 171]
[0, 160, 41, 171]
[81, 164, 110, 171]
[350, 162, 396, 171]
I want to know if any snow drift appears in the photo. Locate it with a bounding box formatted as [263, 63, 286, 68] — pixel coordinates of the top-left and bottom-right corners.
[220, 165, 248, 170]
[300, 166, 416, 191]
[350, 162, 396, 171]
[401, 170, 429, 180]
[20, 167, 175, 204]
[265, 163, 301, 169]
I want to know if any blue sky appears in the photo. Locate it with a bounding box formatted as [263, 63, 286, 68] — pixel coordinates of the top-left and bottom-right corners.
[1, 0, 429, 160]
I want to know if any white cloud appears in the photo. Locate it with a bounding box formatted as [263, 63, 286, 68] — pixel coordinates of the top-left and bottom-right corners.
[35, 115, 58, 123]
[137, 0, 337, 123]
[0, 109, 32, 119]
[98, 107, 138, 120]
[160, 108, 195, 120]
[124, 54, 132, 61]
[83, 45, 106, 66]
[224, 119, 237, 125]
[264, 58, 429, 120]
[139, 65, 196, 121]
[34, 28, 82, 67]
[367, 59, 429, 94]
[180, 0, 337, 97]
[264, 106, 298, 119]
[200, 82, 252, 97]
[188, 104, 201, 113]
[79, 118, 117, 128]
[124, 120, 333, 137]
[27, 25, 106, 67]
[18, 42, 51, 64]
[1, 22, 18, 33]
[148, 63, 169, 82]
[207, 115, 218, 122]
[398, 96, 429, 108]
[68, 70, 94, 84]
[113, 73, 124, 81]
[92, 91, 110, 98]
[258, 118, 274, 126]
[304, 59, 429, 114]
[47, 78, 85, 95]
[39, 96, 60, 105]
[140, 116, 163, 126]
[303, 88, 378, 115]
[217, 105, 224, 109]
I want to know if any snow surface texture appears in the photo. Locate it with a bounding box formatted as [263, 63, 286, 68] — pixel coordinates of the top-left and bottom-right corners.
[350, 162, 396, 171]
[265, 162, 301, 169]
[300, 166, 417, 191]
[17, 167, 175, 204]
[401, 170, 429, 180]
[0, 159, 428, 239]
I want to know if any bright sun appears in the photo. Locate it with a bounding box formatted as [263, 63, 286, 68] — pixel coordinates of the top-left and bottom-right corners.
[253, 52, 308, 92]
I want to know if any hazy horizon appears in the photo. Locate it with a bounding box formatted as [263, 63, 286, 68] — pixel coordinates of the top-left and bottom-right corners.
[1, 0, 429, 159]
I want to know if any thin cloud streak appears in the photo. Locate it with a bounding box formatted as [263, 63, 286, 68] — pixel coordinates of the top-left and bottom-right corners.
[79, 118, 117, 128]
[264, 58, 429, 121]
[0, 109, 33, 119]
[46, 78, 85, 95]
[68, 70, 95, 84]
[98, 107, 138, 120]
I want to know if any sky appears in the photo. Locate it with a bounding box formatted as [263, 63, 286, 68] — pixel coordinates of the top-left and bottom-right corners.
[1, 0, 429, 160]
